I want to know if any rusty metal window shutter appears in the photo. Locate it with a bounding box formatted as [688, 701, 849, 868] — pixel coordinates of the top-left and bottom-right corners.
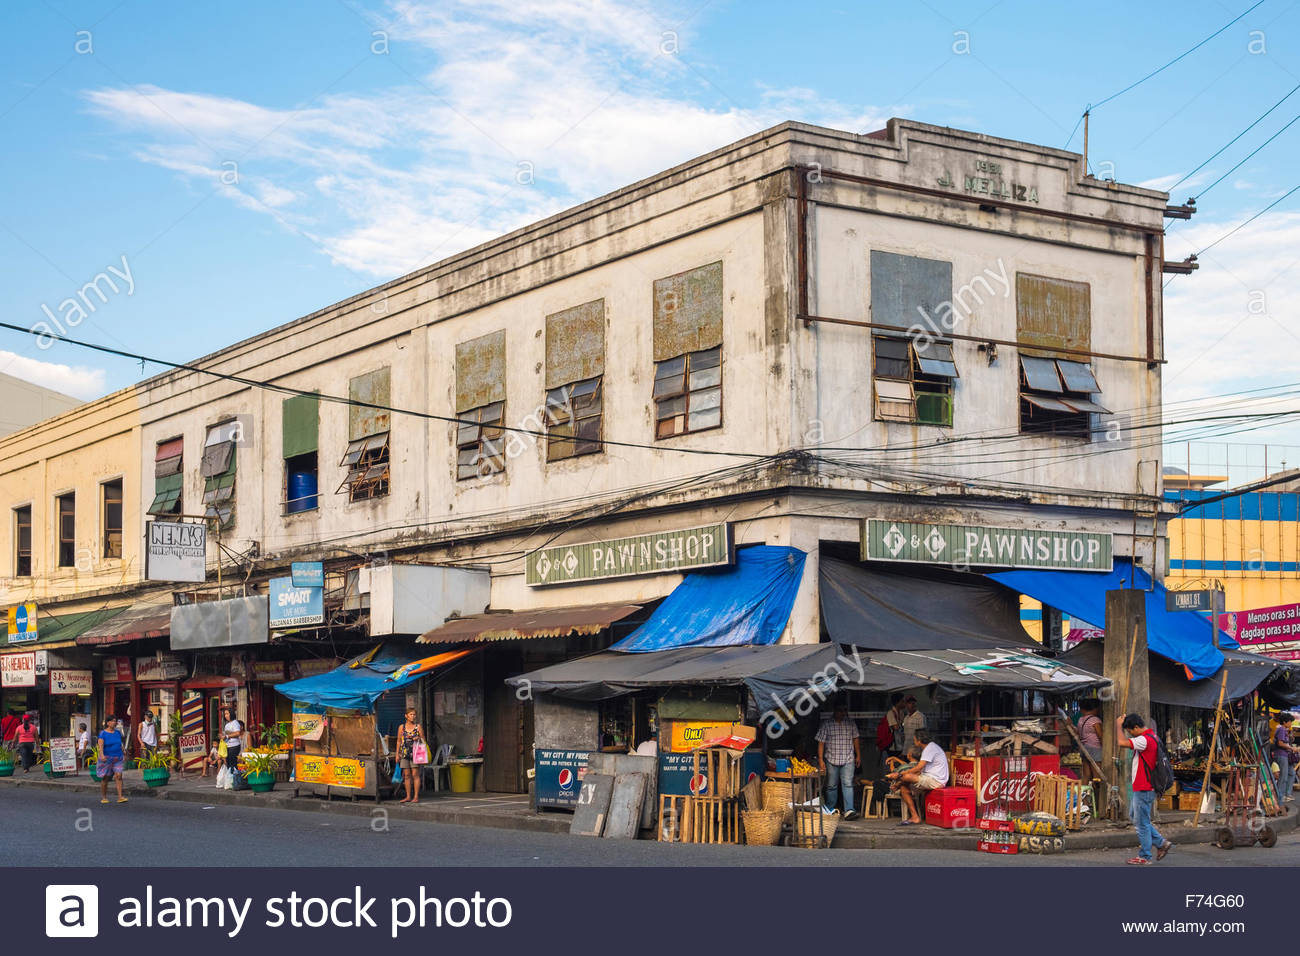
[455, 330, 506, 413]
[1016, 274, 1091, 353]
[282, 393, 319, 459]
[348, 367, 391, 441]
[870, 251, 952, 336]
[545, 299, 605, 390]
[652, 261, 723, 363]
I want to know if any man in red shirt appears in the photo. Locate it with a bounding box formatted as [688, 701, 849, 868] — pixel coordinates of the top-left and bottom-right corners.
[1117, 713, 1173, 865]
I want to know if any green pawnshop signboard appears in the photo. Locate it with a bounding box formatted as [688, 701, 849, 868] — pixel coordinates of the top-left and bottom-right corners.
[526, 523, 731, 586]
[862, 519, 1112, 572]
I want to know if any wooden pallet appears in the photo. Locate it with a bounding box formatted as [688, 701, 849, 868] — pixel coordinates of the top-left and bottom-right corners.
[688, 795, 741, 844]
[658, 794, 691, 843]
[1031, 773, 1087, 830]
[692, 747, 742, 797]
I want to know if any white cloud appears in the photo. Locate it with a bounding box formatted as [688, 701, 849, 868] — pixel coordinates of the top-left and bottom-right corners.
[83, 0, 888, 277]
[0, 351, 106, 399]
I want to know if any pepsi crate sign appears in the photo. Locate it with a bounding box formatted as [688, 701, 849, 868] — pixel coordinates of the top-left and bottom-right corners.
[534, 749, 590, 808]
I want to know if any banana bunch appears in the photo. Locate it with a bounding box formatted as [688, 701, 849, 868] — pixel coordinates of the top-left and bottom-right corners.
[790, 756, 818, 775]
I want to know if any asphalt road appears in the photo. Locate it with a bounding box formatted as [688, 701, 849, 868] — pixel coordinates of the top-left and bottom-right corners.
[2, 788, 1297, 867]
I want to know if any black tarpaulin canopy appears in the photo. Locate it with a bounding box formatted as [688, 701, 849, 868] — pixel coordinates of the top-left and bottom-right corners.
[820, 557, 1033, 650]
[744, 646, 1109, 715]
[1061, 640, 1300, 709]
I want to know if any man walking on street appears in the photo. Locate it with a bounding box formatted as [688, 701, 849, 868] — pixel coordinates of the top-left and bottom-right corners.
[138, 710, 158, 758]
[902, 695, 926, 747]
[1117, 713, 1171, 865]
[816, 703, 861, 820]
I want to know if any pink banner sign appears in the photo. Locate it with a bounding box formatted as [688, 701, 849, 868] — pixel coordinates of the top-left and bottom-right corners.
[1218, 603, 1300, 646]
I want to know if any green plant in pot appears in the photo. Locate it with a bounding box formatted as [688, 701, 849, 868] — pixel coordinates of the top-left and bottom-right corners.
[85, 745, 100, 782]
[0, 743, 15, 777]
[39, 742, 67, 778]
[138, 748, 172, 787]
[168, 711, 184, 770]
[240, 750, 278, 792]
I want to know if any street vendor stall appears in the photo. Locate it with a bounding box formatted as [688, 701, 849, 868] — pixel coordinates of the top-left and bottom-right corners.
[274, 644, 473, 801]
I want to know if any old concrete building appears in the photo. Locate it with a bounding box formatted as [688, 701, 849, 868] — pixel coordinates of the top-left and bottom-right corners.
[3, 119, 1177, 790]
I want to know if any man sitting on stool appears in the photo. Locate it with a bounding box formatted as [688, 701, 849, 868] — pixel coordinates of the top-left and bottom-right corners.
[887, 730, 948, 825]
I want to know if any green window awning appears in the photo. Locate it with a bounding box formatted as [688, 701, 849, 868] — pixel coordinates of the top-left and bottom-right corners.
[283, 393, 319, 459]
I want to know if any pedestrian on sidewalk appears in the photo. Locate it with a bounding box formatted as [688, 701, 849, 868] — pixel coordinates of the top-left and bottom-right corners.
[16, 715, 38, 772]
[816, 702, 861, 820]
[138, 710, 158, 757]
[397, 708, 426, 803]
[1270, 713, 1298, 802]
[97, 716, 128, 804]
[1117, 713, 1170, 865]
[75, 723, 90, 774]
[222, 709, 245, 774]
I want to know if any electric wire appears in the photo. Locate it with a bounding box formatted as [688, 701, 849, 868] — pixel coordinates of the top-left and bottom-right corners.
[1167, 83, 1300, 194]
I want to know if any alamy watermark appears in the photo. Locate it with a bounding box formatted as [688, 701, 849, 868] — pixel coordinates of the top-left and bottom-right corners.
[33, 254, 136, 349]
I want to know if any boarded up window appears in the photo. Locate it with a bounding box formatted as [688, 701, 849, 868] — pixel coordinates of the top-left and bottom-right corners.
[1016, 274, 1091, 353]
[545, 300, 605, 389]
[282, 394, 319, 459]
[455, 330, 506, 413]
[870, 251, 953, 335]
[652, 262, 723, 362]
[348, 368, 391, 441]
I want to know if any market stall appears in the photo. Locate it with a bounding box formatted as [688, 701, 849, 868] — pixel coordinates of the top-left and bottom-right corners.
[275, 644, 473, 801]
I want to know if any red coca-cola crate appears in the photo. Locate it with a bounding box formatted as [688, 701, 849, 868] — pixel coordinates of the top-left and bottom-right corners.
[977, 817, 1015, 832]
[978, 839, 1019, 854]
[924, 786, 975, 829]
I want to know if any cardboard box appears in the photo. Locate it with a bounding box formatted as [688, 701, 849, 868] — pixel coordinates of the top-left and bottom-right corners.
[1157, 794, 1175, 811]
[698, 724, 757, 751]
[1177, 792, 1202, 812]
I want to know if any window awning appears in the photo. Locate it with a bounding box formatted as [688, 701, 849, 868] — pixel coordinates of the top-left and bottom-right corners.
[820, 557, 1033, 651]
[988, 559, 1237, 680]
[417, 603, 642, 644]
[76, 602, 173, 646]
[610, 545, 806, 653]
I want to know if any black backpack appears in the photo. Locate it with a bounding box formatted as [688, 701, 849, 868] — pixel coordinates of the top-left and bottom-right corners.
[1143, 732, 1174, 795]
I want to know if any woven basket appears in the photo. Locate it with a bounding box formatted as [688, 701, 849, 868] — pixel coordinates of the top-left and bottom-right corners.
[793, 810, 840, 848]
[761, 779, 793, 812]
[742, 809, 785, 846]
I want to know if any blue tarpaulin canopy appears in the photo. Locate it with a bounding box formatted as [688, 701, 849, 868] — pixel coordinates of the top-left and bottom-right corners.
[611, 545, 806, 652]
[989, 559, 1239, 681]
[275, 643, 451, 711]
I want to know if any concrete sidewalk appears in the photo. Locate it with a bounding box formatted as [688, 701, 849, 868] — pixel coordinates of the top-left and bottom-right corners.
[3, 770, 1295, 851]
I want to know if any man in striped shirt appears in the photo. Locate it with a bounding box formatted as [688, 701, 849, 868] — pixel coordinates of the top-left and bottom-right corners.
[816, 704, 861, 820]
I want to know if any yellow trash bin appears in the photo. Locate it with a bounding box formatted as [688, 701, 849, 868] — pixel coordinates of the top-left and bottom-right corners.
[449, 761, 474, 793]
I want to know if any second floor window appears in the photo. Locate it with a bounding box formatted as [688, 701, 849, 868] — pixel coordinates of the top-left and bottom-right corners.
[56, 493, 75, 568]
[456, 403, 505, 480]
[148, 437, 183, 517]
[546, 377, 603, 460]
[14, 506, 31, 577]
[102, 479, 122, 559]
[1018, 355, 1109, 438]
[340, 369, 391, 502]
[202, 421, 239, 530]
[653, 345, 721, 439]
[339, 433, 390, 500]
[872, 336, 957, 426]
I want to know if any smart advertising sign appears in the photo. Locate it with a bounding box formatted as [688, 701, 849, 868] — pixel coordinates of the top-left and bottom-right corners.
[863, 519, 1112, 572]
[7, 602, 37, 643]
[268, 577, 324, 628]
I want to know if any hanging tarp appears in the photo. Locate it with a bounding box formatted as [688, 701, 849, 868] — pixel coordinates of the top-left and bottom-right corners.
[610, 545, 805, 652]
[744, 645, 1109, 715]
[1061, 640, 1298, 709]
[274, 643, 465, 712]
[989, 559, 1237, 681]
[505, 643, 838, 701]
[820, 557, 1032, 650]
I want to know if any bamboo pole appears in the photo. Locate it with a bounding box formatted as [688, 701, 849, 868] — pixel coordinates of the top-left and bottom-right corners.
[1190, 669, 1229, 827]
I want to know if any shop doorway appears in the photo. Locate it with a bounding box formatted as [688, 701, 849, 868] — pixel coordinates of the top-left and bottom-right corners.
[483, 681, 527, 793]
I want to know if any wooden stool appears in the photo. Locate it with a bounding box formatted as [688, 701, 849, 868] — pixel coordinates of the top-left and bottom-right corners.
[855, 779, 880, 818]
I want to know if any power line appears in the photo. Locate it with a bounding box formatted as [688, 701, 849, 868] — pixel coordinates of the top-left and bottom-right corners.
[1196, 183, 1300, 256]
[1191, 110, 1300, 201]
[1169, 83, 1300, 193]
[0, 320, 773, 462]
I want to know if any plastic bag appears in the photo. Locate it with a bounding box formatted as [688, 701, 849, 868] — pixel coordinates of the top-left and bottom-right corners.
[215, 765, 229, 789]
[412, 741, 429, 765]
[392, 762, 403, 784]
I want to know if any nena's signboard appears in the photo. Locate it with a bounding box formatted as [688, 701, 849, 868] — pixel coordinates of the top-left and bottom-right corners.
[145, 520, 207, 583]
[863, 520, 1112, 572]
[526, 523, 731, 586]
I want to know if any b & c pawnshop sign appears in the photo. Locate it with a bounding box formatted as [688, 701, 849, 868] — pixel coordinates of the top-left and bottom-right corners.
[863, 520, 1113, 572]
[525, 523, 732, 586]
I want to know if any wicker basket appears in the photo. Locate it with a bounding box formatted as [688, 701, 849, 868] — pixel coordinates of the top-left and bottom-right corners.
[793, 810, 840, 848]
[742, 809, 785, 846]
[761, 779, 793, 813]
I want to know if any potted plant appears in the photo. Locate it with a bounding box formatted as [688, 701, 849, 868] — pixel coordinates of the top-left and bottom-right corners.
[40, 742, 67, 778]
[168, 712, 184, 771]
[139, 749, 171, 787]
[86, 745, 100, 782]
[240, 750, 278, 792]
[0, 743, 15, 777]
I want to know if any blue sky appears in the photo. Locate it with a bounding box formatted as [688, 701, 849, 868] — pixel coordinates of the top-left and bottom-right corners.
[2, 0, 1299, 464]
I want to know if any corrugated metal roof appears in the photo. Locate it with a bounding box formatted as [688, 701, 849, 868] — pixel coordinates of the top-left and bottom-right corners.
[76, 602, 172, 646]
[417, 603, 641, 644]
